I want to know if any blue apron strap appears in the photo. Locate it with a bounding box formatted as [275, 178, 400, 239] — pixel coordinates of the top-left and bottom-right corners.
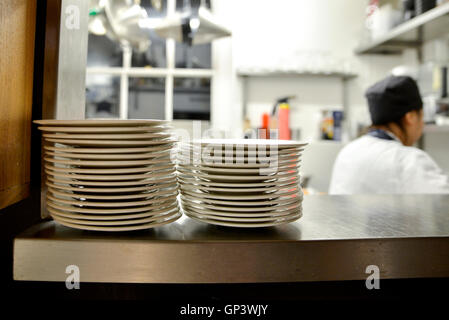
[367, 129, 395, 141]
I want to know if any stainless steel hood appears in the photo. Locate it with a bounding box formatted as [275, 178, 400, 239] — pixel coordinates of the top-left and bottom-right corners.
[140, 2, 231, 45]
[89, 0, 151, 52]
[90, 0, 231, 49]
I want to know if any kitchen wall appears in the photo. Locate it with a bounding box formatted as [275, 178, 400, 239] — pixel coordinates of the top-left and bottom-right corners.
[423, 130, 449, 173]
[210, 0, 449, 190]
[211, 0, 406, 141]
[211, 0, 405, 191]
[420, 39, 449, 174]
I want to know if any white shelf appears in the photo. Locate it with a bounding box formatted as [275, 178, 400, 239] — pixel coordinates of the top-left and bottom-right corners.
[356, 3, 449, 54]
[86, 67, 214, 78]
[237, 70, 357, 80]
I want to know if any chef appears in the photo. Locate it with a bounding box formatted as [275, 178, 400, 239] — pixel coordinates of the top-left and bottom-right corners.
[329, 75, 449, 194]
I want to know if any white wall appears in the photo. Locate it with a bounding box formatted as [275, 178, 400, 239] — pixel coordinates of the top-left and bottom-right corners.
[423, 131, 449, 173]
[421, 38, 449, 171]
[212, 0, 407, 141]
[210, 0, 409, 191]
[210, 0, 241, 138]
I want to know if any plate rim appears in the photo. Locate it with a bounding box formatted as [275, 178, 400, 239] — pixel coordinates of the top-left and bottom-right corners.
[44, 149, 171, 160]
[47, 203, 179, 221]
[184, 208, 301, 223]
[51, 212, 181, 231]
[47, 182, 178, 199]
[177, 168, 300, 181]
[37, 125, 171, 133]
[180, 196, 301, 212]
[45, 170, 176, 184]
[182, 139, 308, 148]
[179, 186, 301, 201]
[176, 155, 302, 168]
[45, 138, 177, 146]
[47, 191, 178, 208]
[178, 179, 299, 192]
[49, 206, 180, 226]
[181, 202, 301, 218]
[34, 119, 168, 126]
[43, 144, 174, 154]
[177, 162, 301, 174]
[44, 163, 175, 174]
[46, 198, 179, 214]
[44, 156, 172, 168]
[180, 192, 302, 207]
[184, 211, 301, 228]
[181, 190, 302, 206]
[46, 178, 177, 192]
[177, 175, 300, 188]
[42, 132, 171, 140]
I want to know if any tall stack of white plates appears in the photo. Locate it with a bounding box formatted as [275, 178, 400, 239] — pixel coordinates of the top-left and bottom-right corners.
[177, 139, 307, 228]
[35, 119, 181, 231]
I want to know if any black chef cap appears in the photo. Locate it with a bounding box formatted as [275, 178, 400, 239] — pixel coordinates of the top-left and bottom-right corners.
[365, 75, 423, 125]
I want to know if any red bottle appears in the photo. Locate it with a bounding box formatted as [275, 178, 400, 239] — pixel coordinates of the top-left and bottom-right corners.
[278, 103, 290, 140]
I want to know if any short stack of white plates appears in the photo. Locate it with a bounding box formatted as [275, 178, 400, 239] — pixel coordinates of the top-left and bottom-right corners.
[35, 119, 181, 231]
[177, 139, 307, 228]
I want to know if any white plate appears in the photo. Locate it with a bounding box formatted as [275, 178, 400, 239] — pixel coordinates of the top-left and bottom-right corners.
[180, 197, 301, 213]
[177, 163, 301, 175]
[180, 192, 302, 207]
[50, 206, 179, 226]
[47, 191, 178, 208]
[44, 144, 174, 154]
[179, 144, 304, 152]
[180, 144, 303, 152]
[48, 185, 178, 201]
[43, 132, 171, 140]
[176, 154, 301, 168]
[45, 170, 176, 186]
[47, 202, 178, 220]
[184, 207, 301, 222]
[51, 212, 181, 231]
[38, 125, 171, 133]
[178, 168, 299, 182]
[47, 183, 178, 200]
[177, 157, 302, 170]
[184, 211, 301, 228]
[179, 145, 303, 157]
[177, 175, 300, 188]
[179, 186, 301, 201]
[47, 181, 176, 193]
[181, 202, 301, 217]
[44, 156, 172, 168]
[45, 138, 176, 147]
[44, 149, 171, 160]
[47, 198, 178, 214]
[47, 178, 176, 191]
[183, 139, 307, 149]
[45, 163, 175, 174]
[46, 177, 177, 191]
[179, 181, 298, 193]
[35, 119, 167, 126]
[181, 189, 302, 206]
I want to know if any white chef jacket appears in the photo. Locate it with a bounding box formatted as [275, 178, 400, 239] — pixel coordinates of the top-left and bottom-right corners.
[329, 132, 449, 194]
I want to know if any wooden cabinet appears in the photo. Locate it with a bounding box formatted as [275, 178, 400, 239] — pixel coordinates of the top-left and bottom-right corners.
[0, 1, 36, 209]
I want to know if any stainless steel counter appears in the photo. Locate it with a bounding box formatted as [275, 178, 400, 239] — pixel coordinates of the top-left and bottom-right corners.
[13, 195, 449, 283]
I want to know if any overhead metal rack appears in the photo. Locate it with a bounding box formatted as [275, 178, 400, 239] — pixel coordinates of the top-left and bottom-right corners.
[355, 3, 449, 55]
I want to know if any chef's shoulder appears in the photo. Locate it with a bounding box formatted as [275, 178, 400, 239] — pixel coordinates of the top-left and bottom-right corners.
[396, 144, 449, 193]
[396, 144, 440, 171]
[337, 135, 387, 156]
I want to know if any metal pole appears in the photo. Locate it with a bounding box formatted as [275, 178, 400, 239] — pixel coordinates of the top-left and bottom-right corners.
[120, 44, 132, 119]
